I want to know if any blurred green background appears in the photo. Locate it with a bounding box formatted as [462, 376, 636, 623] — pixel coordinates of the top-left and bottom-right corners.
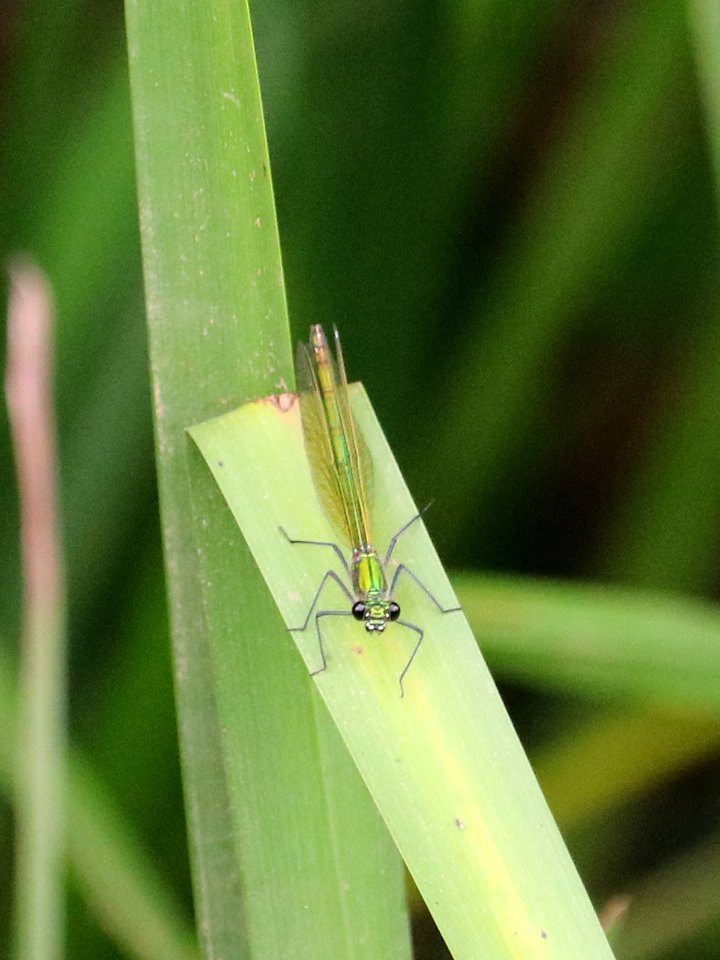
[2, 0, 720, 957]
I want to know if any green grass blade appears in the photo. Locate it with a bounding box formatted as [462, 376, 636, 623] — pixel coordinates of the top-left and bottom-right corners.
[454, 574, 720, 709]
[594, 294, 720, 592]
[413, 0, 689, 546]
[536, 710, 720, 831]
[611, 834, 720, 960]
[607, 1, 720, 593]
[67, 755, 200, 960]
[190, 387, 615, 960]
[0, 649, 199, 960]
[6, 265, 66, 960]
[124, 0, 409, 955]
[456, 575, 720, 845]
[186, 468, 410, 959]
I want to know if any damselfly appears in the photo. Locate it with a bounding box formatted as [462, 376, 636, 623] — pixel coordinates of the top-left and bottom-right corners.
[282, 324, 460, 696]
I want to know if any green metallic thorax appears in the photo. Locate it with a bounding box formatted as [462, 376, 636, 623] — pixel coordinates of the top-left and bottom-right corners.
[352, 548, 387, 597]
[352, 548, 394, 632]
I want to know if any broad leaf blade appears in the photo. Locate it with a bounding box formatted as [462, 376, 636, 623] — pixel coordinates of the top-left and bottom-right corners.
[190, 387, 616, 960]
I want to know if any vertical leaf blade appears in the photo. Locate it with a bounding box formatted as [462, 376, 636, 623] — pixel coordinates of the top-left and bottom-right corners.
[125, 1, 410, 957]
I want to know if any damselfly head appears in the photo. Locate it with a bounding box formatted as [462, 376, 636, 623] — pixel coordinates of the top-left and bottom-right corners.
[352, 599, 401, 632]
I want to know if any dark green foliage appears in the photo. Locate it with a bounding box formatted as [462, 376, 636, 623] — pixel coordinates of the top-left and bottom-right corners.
[2, 0, 720, 957]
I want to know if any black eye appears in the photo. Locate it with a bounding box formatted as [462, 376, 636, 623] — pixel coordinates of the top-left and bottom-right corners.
[388, 602, 401, 621]
[352, 602, 367, 621]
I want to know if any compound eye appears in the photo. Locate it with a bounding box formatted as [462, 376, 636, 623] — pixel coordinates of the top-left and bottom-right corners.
[352, 601, 367, 621]
[388, 601, 401, 622]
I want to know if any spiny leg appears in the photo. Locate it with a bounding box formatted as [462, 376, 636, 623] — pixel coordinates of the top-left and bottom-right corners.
[383, 504, 432, 567]
[383, 501, 434, 564]
[396, 619, 424, 698]
[289, 569, 354, 632]
[310, 609, 353, 677]
[389, 563, 462, 615]
[279, 526, 350, 576]
[281, 527, 355, 678]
